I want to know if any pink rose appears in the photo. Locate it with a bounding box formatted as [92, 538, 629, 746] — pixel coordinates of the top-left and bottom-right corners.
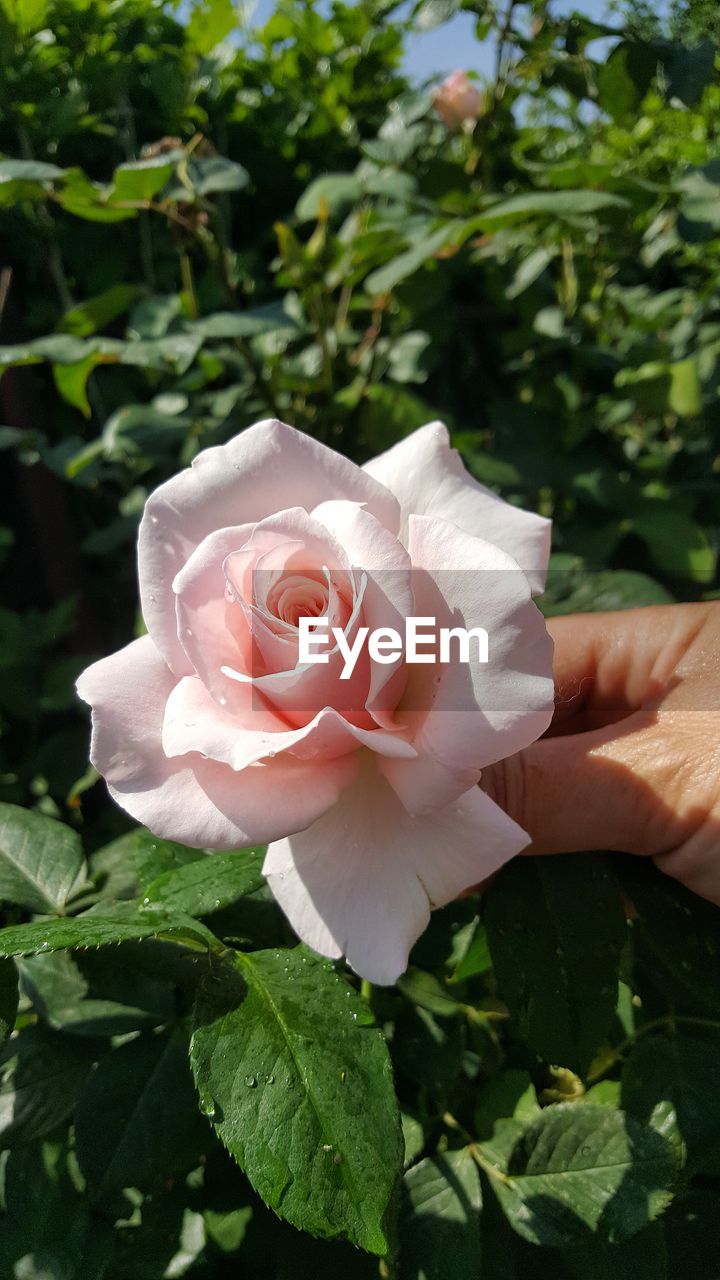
[77, 420, 553, 984]
[433, 70, 485, 130]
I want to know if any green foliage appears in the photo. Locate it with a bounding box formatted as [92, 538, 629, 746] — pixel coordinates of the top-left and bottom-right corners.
[479, 1103, 682, 1246]
[0, 801, 84, 912]
[0, 0, 719, 1272]
[399, 1149, 482, 1279]
[484, 855, 627, 1075]
[191, 947, 403, 1254]
[143, 845, 266, 913]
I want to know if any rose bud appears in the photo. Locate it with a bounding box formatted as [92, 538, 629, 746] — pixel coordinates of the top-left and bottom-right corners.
[433, 70, 484, 130]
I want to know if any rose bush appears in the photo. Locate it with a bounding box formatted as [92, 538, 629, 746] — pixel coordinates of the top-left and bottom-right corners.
[77, 419, 553, 982]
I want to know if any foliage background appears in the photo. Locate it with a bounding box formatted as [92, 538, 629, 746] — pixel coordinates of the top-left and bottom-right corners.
[0, 0, 719, 1275]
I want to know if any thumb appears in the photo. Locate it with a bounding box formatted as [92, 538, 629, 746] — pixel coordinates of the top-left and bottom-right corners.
[480, 709, 685, 858]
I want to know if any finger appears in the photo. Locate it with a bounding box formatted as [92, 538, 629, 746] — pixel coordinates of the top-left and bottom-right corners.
[545, 603, 710, 734]
[481, 707, 700, 858]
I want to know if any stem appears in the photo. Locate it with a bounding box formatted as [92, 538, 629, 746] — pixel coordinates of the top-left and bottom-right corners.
[587, 1013, 720, 1084]
[118, 85, 156, 290]
[16, 121, 74, 311]
[179, 251, 199, 320]
[360, 978, 373, 1002]
[443, 1111, 511, 1184]
[475, 0, 518, 183]
[492, 0, 518, 109]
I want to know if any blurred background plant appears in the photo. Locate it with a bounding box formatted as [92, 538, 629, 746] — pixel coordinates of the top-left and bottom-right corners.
[1, 1, 720, 1276]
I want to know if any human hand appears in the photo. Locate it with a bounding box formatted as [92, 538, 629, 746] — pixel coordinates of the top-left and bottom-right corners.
[480, 602, 720, 904]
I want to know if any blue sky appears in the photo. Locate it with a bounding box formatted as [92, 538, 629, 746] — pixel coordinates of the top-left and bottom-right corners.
[404, 0, 622, 80]
[242, 0, 639, 81]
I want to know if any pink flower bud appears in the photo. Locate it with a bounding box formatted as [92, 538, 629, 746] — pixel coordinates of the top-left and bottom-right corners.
[433, 70, 484, 130]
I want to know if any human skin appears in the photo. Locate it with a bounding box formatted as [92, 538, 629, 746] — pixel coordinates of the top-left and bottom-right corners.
[481, 602, 720, 905]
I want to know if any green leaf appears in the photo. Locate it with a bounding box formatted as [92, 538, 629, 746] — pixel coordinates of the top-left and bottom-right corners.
[129, 829, 205, 892]
[109, 157, 176, 203]
[0, 958, 18, 1046]
[478, 190, 630, 228]
[0, 1025, 95, 1148]
[57, 284, 141, 338]
[0, 158, 64, 185]
[618, 858, 720, 1016]
[363, 124, 425, 168]
[0, 158, 65, 208]
[0, 900, 222, 957]
[365, 223, 464, 294]
[189, 302, 296, 339]
[0, 1140, 101, 1275]
[392, 1003, 466, 1096]
[19, 949, 170, 1037]
[414, 0, 461, 31]
[484, 855, 626, 1075]
[400, 1148, 481, 1280]
[53, 356, 96, 417]
[60, 166, 137, 223]
[75, 1028, 205, 1203]
[397, 967, 461, 1018]
[296, 174, 363, 220]
[386, 330, 431, 383]
[542, 564, 674, 617]
[0, 802, 85, 913]
[630, 502, 715, 583]
[0, 333, 97, 369]
[401, 1111, 425, 1166]
[667, 357, 702, 417]
[597, 42, 660, 122]
[449, 919, 492, 983]
[665, 40, 715, 108]
[144, 846, 265, 915]
[190, 947, 403, 1254]
[0, 0, 49, 33]
[187, 0, 237, 54]
[172, 155, 250, 200]
[87, 833, 141, 901]
[622, 1032, 720, 1175]
[474, 1070, 539, 1139]
[481, 1104, 681, 1246]
[506, 246, 557, 300]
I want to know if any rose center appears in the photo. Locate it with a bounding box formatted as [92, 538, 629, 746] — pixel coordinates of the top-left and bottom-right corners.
[265, 572, 329, 630]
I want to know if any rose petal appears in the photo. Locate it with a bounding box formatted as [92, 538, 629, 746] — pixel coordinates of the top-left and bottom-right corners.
[162, 675, 416, 768]
[264, 756, 528, 984]
[76, 635, 356, 847]
[379, 513, 554, 814]
[173, 524, 256, 705]
[139, 419, 399, 674]
[312, 500, 413, 727]
[364, 421, 551, 595]
[173, 509, 355, 708]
